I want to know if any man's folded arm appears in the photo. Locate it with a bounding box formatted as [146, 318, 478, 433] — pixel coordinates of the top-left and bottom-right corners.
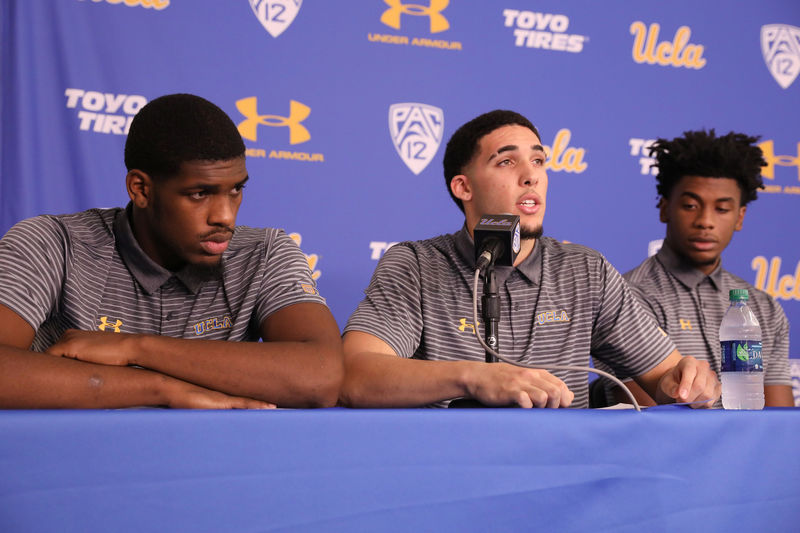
[0, 304, 269, 409]
[47, 302, 344, 408]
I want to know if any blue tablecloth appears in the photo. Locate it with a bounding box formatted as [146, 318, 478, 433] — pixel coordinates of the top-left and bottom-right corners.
[1, 408, 798, 532]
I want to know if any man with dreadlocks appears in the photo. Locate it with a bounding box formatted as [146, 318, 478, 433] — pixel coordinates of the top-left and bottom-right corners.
[595, 129, 793, 407]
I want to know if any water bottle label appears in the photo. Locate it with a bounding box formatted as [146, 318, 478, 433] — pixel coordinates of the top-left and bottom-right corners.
[720, 340, 763, 372]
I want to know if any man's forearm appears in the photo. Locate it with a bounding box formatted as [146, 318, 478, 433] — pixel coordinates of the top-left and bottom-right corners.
[0, 347, 178, 409]
[133, 335, 341, 407]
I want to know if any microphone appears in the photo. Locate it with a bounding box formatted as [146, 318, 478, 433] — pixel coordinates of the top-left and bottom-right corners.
[474, 214, 521, 270]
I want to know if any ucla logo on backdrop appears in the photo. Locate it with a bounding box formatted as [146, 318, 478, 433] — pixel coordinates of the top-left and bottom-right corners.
[389, 103, 444, 175]
[79, 0, 169, 9]
[751, 255, 800, 302]
[629, 138, 657, 175]
[761, 24, 800, 89]
[368, 0, 462, 51]
[542, 129, 587, 173]
[235, 97, 324, 163]
[369, 241, 399, 260]
[249, 0, 302, 38]
[289, 233, 321, 280]
[630, 22, 706, 69]
[757, 139, 800, 195]
[65, 88, 147, 135]
[502, 9, 587, 53]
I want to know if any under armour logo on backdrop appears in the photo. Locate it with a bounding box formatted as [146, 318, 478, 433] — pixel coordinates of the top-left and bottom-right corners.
[249, 0, 302, 38]
[236, 98, 311, 144]
[388, 103, 444, 175]
[761, 24, 800, 89]
[381, 0, 450, 33]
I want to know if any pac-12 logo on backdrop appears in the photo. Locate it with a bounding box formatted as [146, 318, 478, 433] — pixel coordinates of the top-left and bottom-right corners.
[761, 24, 800, 89]
[249, 0, 302, 38]
[389, 103, 444, 175]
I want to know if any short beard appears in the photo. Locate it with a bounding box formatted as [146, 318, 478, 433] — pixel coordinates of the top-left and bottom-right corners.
[520, 225, 543, 240]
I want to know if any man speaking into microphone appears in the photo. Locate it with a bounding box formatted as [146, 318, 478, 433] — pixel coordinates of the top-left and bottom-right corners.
[340, 110, 720, 409]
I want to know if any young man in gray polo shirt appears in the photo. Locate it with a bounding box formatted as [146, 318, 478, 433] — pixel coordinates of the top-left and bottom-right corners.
[0, 94, 343, 409]
[341, 110, 720, 409]
[595, 130, 793, 407]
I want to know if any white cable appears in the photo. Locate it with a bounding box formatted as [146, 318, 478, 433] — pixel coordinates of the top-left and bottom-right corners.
[472, 268, 642, 412]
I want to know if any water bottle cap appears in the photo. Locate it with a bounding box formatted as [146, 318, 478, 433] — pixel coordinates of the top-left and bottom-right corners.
[729, 288, 749, 301]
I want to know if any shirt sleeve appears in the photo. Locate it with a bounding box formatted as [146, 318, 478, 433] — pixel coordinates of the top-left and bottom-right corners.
[591, 256, 675, 379]
[254, 229, 327, 325]
[344, 243, 423, 358]
[764, 299, 791, 386]
[0, 216, 67, 331]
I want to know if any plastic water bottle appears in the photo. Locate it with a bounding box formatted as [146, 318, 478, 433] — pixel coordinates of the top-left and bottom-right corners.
[719, 289, 764, 410]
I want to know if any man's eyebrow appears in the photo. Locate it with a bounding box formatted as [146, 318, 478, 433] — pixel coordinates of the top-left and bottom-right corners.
[488, 144, 546, 162]
[679, 191, 736, 203]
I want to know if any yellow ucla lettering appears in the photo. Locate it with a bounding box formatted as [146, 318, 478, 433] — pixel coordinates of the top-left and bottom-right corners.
[751, 256, 800, 301]
[94, 0, 169, 9]
[543, 129, 587, 173]
[289, 233, 322, 280]
[630, 22, 706, 69]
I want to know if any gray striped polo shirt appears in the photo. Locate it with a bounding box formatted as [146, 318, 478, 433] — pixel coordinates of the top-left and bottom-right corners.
[0, 207, 325, 352]
[345, 227, 675, 408]
[607, 244, 790, 387]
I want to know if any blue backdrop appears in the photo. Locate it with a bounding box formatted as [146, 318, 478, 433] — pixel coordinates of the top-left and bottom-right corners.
[2, 1, 799, 359]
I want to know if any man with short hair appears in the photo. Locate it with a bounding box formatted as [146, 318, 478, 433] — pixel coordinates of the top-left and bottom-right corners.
[340, 110, 719, 409]
[595, 130, 793, 407]
[0, 93, 343, 409]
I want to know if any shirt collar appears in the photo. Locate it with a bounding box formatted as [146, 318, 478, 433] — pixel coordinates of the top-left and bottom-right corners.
[114, 204, 208, 295]
[454, 225, 542, 285]
[655, 242, 723, 292]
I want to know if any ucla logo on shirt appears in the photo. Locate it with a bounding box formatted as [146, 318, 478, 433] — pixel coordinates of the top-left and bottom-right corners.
[65, 88, 147, 136]
[98, 316, 123, 333]
[757, 139, 800, 196]
[193, 316, 232, 336]
[535, 310, 570, 326]
[630, 21, 706, 69]
[389, 103, 444, 175]
[249, 0, 302, 38]
[368, 0, 462, 51]
[761, 24, 800, 89]
[289, 232, 321, 280]
[236, 97, 324, 163]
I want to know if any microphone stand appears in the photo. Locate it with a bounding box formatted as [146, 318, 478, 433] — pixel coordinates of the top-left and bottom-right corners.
[481, 265, 500, 363]
[449, 262, 506, 408]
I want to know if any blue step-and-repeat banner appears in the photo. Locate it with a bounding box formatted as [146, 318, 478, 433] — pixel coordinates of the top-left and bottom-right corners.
[2, 1, 799, 398]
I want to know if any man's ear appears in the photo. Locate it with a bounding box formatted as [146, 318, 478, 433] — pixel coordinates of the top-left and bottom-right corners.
[126, 170, 153, 209]
[658, 196, 669, 223]
[735, 205, 747, 231]
[450, 174, 472, 204]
